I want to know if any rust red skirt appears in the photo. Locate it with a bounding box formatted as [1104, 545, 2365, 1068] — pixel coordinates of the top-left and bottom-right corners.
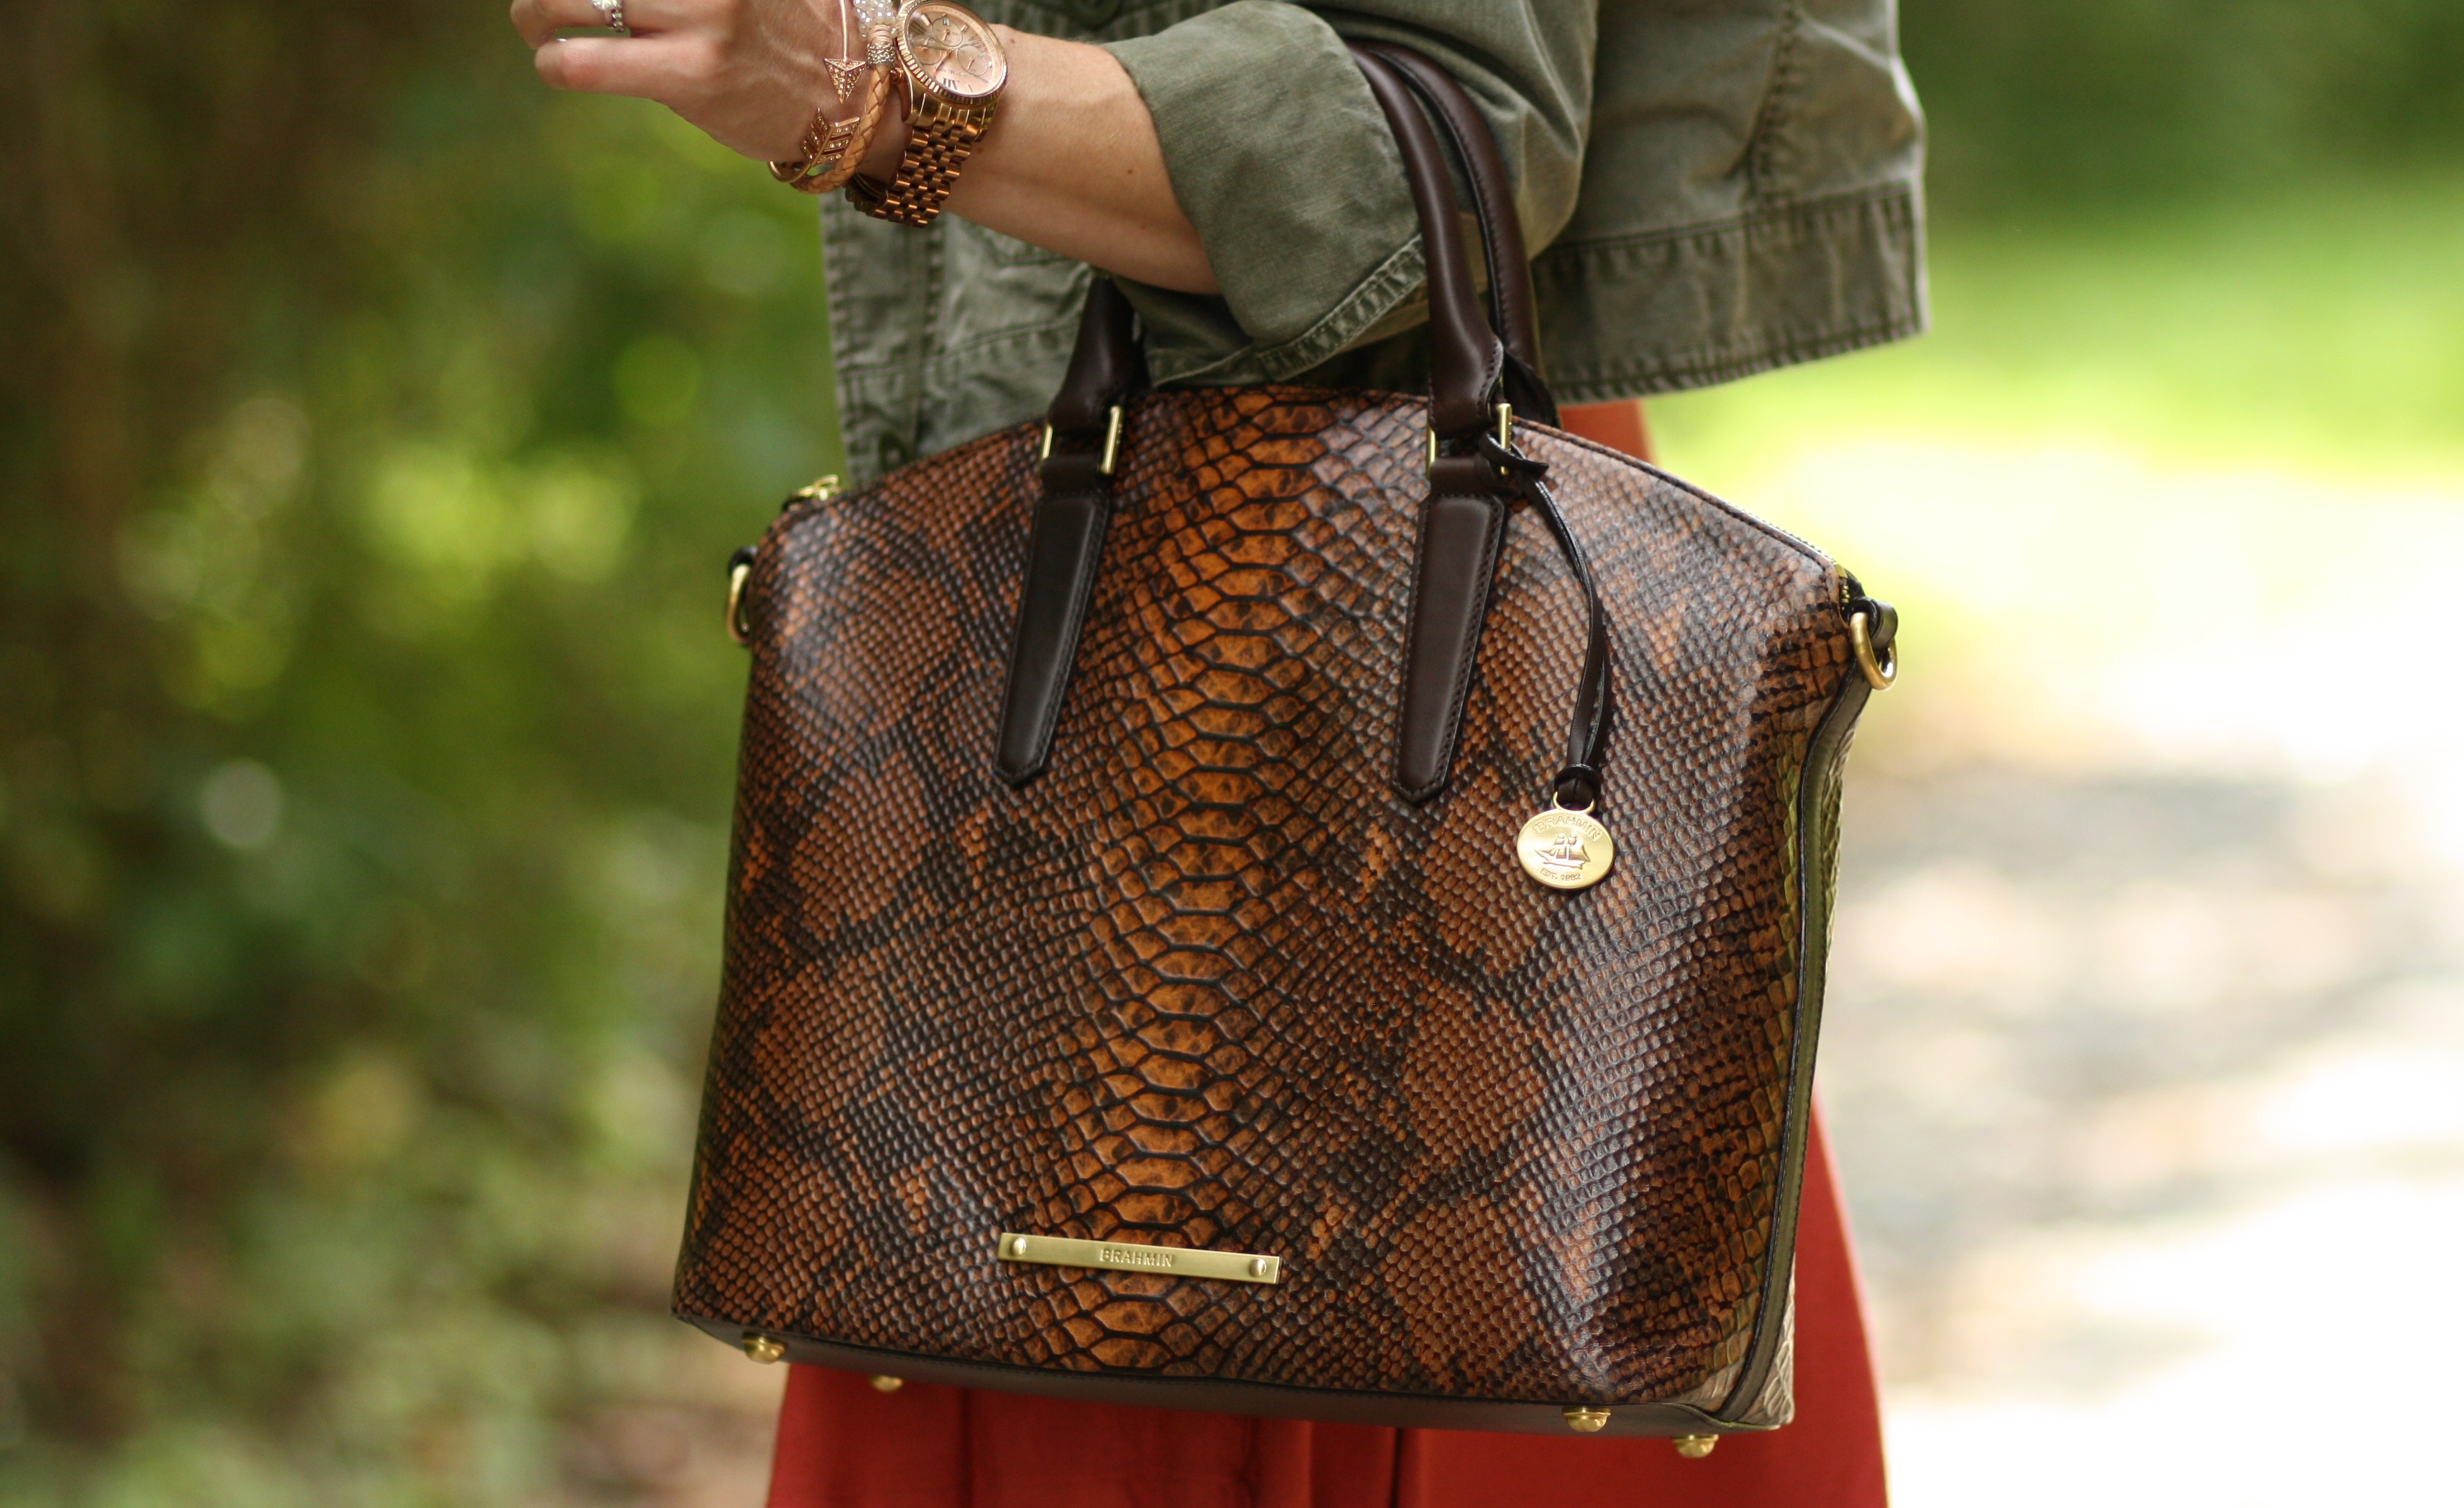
[764, 403, 1888, 1508]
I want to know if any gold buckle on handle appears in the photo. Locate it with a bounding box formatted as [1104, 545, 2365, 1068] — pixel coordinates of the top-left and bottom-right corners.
[1039, 405, 1124, 476]
[1425, 403, 1517, 474]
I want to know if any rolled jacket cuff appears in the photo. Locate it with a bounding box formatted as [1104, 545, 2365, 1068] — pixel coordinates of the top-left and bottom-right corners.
[1103, 3, 1422, 385]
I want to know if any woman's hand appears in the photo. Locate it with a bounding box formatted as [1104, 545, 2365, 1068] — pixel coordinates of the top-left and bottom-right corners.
[509, 0, 849, 162]
[510, 0, 1221, 294]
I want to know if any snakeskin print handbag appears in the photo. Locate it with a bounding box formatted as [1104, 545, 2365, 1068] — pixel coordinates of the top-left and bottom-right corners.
[675, 42, 1899, 1441]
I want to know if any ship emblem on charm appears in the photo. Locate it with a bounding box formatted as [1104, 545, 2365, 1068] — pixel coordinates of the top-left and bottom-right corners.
[1516, 806, 1615, 891]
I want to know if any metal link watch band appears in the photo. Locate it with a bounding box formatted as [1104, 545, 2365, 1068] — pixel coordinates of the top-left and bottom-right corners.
[844, 0, 1004, 228]
[847, 103, 991, 227]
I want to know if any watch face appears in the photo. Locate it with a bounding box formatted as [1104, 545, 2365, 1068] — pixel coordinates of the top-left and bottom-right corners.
[901, 3, 1006, 100]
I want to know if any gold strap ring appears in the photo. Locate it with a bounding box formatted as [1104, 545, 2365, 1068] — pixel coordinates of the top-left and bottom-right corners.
[1850, 610, 1894, 690]
[726, 562, 754, 647]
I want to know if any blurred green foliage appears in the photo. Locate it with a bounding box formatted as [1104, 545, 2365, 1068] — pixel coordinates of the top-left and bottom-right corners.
[3, 4, 831, 1500]
[1, 0, 2458, 1502]
[1904, 0, 2464, 208]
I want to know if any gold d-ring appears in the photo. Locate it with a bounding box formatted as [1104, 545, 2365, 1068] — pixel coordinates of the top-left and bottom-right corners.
[726, 562, 754, 647]
[1850, 610, 1894, 690]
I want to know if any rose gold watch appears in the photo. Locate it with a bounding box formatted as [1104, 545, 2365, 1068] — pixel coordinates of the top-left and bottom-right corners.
[847, 0, 1008, 228]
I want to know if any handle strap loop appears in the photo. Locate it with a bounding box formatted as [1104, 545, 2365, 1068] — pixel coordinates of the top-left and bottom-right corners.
[995, 44, 1612, 822]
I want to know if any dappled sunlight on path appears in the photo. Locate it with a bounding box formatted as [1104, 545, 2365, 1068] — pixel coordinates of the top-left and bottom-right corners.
[1668, 429, 2464, 1505]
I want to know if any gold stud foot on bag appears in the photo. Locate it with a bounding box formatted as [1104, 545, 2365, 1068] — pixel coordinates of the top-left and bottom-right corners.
[1674, 1434, 1719, 1459]
[740, 1334, 786, 1364]
[869, 1375, 905, 1393]
[1562, 1407, 1611, 1433]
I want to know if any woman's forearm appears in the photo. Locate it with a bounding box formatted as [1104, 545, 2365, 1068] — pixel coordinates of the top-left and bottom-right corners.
[513, 1, 1217, 293]
[863, 29, 1217, 293]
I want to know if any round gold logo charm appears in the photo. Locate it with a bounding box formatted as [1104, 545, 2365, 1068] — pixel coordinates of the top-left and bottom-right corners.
[1516, 807, 1615, 891]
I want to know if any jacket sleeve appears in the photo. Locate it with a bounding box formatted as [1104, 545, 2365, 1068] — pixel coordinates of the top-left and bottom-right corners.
[1101, 2, 1596, 387]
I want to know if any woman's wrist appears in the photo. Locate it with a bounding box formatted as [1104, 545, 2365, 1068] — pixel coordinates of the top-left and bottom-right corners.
[926, 27, 1217, 293]
[852, 49, 920, 182]
[854, 108, 911, 181]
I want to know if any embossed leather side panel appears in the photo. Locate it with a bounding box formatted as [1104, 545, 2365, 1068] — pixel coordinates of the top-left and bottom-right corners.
[675, 388, 1853, 1419]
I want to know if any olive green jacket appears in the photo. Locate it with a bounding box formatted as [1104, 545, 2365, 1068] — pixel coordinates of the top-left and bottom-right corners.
[823, 0, 1925, 482]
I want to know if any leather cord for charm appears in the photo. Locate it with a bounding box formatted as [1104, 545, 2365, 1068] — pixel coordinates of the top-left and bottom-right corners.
[1479, 435, 1614, 810]
[994, 276, 1147, 785]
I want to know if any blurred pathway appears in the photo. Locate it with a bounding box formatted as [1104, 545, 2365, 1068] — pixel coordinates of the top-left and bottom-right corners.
[1768, 440, 2464, 1507]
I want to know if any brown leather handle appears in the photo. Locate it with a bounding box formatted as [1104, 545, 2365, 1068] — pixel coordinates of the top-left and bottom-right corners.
[1354, 44, 1571, 801]
[994, 274, 1145, 786]
[996, 42, 1579, 803]
[1352, 46, 1506, 442]
[1351, 40, 1556, 427]
[1010, 46, 1538, 458]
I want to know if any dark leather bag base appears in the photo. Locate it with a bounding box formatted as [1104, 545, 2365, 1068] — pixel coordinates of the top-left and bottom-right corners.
[676, 1316, 1742, 1438]
[672, 385, 1874, 1433]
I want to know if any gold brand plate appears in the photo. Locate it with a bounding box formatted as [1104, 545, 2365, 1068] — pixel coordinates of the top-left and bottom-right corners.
[996, 1233, 1281, 1285]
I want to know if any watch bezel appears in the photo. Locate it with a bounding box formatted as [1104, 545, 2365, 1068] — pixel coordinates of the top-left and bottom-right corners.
[893, 0, 1008, 106]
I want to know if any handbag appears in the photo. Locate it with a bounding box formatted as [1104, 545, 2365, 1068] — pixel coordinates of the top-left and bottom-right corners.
[675, 41, 1898, 1441]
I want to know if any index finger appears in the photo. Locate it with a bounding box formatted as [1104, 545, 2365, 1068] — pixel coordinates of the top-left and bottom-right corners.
[511, 0, 620, 49]
[534, 33, 711, 103]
